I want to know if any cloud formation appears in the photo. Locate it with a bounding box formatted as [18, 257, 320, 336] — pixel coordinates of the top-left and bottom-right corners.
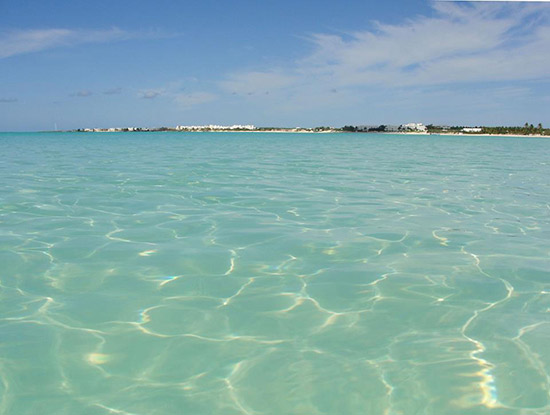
[137, 81, 217, 108]
[71, 90, 93, 97]
[0, 27, 135, 59]
[140, 89, 163, 99]
[222, 3, 550, 97]
[0, 97, 18, 103]
[301, 3, 549, 87]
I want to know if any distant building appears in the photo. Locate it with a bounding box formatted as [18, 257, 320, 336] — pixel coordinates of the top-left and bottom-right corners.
[399, 123, 428, 133]
[462, 127, 482, 133]
[176, 124, 255, 131]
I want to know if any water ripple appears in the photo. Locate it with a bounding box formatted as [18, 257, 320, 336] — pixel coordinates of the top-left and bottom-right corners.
[1, 132, 549, 414]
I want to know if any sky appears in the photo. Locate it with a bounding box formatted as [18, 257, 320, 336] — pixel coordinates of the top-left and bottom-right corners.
[0, 0, 549, 131]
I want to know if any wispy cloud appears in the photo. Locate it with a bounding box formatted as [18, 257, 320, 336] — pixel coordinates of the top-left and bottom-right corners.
[0, 27, 143, 59]
[71, 90, 93, 97]
[138, 81, 217, 108]
[140, 89, 164, 99]
[222, 3, 550, 97]
[0, 97, 18, 103]
[307, 3, 549, 85]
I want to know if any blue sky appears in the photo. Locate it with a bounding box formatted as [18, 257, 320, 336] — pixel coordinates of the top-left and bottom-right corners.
[1, 0, 549, 131]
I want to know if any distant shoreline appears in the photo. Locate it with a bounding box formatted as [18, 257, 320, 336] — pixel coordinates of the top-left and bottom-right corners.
[59, 130, 549, 137]
[40, 122, 548, 137]
[24, 128, 550, 138]
[31, 130, 550, 138]
[63, 126, 339, 133]
[433, 132, 548, 138]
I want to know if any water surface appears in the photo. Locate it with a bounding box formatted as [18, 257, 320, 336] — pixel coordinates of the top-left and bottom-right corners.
[1, 132, 549, 414]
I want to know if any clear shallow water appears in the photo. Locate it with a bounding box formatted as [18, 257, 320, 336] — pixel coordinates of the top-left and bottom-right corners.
[1, 131, 549, 415]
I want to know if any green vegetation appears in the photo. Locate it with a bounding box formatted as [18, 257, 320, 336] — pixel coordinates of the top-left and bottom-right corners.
[425, 125, 464, 133]
[342, 125, 389, 132]
[480, 123, 548, 135]
[424, 123, 549, 135]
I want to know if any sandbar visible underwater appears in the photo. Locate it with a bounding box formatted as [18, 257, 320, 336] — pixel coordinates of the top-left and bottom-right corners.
[1, 132, 549, 414]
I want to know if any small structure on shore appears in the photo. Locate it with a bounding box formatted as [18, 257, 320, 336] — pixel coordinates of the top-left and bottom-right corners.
[399, 123, 428, 133]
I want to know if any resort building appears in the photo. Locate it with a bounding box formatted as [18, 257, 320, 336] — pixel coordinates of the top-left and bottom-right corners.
[399, 123, 428, 132]
[175, 124, 256, 131]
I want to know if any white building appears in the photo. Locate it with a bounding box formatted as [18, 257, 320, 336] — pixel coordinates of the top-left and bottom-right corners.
[400, 123, 428, 132]
[176, 124, 255, 131]
[462, 127, 482, 133]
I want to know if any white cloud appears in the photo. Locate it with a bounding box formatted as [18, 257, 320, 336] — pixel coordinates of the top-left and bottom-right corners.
[221, 3, 549, 99]
[72, 90, 93, 97]
[298, 3, 550, 87]
[137, 82, 217, 108]
[0, 27, 136, 59]
[140, 89, 164, 99]
[204, 3, 550, 125]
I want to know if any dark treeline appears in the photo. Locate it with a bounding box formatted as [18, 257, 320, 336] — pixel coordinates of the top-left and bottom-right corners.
[424, 123, 548, 135]
[343, 123, 549, 135]
[426, 123, 548, 135]
[479, 123, 548, 135]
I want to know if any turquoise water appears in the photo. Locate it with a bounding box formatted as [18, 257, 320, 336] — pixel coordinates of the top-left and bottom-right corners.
[1, 132, 549, 415]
